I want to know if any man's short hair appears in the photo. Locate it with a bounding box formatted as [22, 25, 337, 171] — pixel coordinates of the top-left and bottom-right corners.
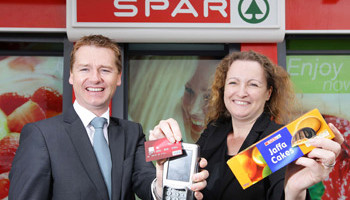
[70, 35, 122, 72]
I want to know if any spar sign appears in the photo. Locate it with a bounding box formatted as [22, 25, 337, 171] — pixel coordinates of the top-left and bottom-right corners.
[67, 0, 285, 42]
[111, 0, 231, 23]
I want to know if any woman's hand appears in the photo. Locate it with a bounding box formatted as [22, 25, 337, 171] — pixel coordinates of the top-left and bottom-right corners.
[284, 123, 344, 200]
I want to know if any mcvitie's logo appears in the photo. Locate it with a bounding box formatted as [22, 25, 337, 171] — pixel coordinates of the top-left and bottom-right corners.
[239, 0, 270, 24]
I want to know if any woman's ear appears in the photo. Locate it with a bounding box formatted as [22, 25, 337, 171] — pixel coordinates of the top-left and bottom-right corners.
[266, 86, 272, 101]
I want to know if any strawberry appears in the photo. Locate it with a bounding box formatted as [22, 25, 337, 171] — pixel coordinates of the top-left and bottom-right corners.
[7, 101, 46, 133]
[31, 86, 62, 118]
[0, 92, 30, 116]
[0, 177, 10, 199]
[0, 133, 20, 175]
[321, 115, 350, 200]
[8, 56, 42, 72]
[0, 56, 8, 61]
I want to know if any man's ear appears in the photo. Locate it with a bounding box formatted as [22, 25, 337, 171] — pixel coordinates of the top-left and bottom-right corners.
[69, 72, 73, 85]
[116, 71, 122, 86]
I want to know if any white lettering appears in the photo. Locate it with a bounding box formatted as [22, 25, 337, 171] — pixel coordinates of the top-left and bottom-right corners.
[333, 81, 342, 92]
[301, 62, 314, 80]
[323, 80, 332, 91]
[332, 63, 343, 81]
[323, 80, 350, 92]
[114, 0, 138, 17]
[270, 148, 294, 164]
[344, 81, 350, 91]
[319, 63, 332, 77]
[288, 58, 344, 81]
[271, 156, 278, 164]
[268, 142, 287, 155]
[171, 0, 198, 17]
[204, 0, 227, 17]
[287, 58, 301, 76]
[145, 0, 169, 17]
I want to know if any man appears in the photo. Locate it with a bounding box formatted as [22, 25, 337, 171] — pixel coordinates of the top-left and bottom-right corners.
[9, 35, 208, 200]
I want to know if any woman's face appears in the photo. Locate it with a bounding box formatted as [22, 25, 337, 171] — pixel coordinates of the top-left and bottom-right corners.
[224, 60, 272, 123]
[182, 60, 217, 142]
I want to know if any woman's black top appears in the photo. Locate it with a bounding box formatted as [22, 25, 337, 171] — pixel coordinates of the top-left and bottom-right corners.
[196, 113, 310, 200]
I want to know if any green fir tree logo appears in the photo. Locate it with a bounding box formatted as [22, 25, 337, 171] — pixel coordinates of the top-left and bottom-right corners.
[239, 0, 270, 24]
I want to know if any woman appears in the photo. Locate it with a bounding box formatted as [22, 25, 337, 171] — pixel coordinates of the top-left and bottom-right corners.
[129, 56, 218, 143]
[150, 51, 343, 200]
[181, 58, 218, 142]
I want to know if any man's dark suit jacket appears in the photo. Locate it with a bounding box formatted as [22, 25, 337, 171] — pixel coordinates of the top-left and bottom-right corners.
[9, 106, 156, 200]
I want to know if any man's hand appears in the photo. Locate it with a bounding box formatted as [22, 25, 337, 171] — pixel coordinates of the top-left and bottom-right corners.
[150, 118, 209, 199]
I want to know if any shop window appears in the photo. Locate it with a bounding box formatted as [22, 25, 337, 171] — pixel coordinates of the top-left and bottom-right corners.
[286, 35, 350, 200]
[126, 43, 232, 143]
[0, 34, 65, 200]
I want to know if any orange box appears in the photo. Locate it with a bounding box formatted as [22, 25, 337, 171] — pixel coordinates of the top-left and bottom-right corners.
[227, 109, 334, 189]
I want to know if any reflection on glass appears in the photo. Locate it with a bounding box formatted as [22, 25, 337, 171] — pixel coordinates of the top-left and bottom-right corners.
[128, 56, 219, 143]
[287, 55, 350, 200]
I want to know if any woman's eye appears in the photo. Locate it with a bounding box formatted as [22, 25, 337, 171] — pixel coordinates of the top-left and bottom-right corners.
[228, 81, 237, 85]
[80, 68, 88, 72]
[250, 83, 259, 87]
[203, 93, 210, 101]
[185, 86, 194, 95]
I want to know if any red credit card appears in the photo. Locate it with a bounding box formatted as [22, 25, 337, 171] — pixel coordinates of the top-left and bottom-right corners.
[144, 138, 182, 162]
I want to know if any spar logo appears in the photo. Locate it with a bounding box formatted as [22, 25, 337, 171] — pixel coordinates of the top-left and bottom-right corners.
[238, 0, 270, 24]
[110, 0, 231, 23]
[76, 0, 275, 25]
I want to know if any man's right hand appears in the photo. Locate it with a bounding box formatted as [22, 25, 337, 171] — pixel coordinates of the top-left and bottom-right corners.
[149, 118, 209, 200]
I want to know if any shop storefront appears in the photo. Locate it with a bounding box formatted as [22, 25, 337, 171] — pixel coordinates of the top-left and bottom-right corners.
[0, 0, 349, 199]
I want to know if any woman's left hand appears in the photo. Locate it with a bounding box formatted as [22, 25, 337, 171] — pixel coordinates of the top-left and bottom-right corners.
[284, 123, 344, 200]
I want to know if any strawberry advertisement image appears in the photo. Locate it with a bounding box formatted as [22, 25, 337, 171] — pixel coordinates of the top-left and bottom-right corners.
[0, 56, 63, 200]
[322, 115, 349, 200]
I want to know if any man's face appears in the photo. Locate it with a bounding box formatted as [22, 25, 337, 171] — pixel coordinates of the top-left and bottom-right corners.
[69, 45, 121, 116]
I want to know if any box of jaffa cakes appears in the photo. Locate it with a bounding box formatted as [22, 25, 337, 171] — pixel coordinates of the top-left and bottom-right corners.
[227, 109, 334, 189]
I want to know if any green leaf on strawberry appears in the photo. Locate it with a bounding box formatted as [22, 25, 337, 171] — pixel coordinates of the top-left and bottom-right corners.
[0, 109, 9, 141]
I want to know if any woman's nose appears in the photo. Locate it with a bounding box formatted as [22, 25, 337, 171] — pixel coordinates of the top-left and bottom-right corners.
[237, 84, 248, 97]
[190, 94, 204, 116]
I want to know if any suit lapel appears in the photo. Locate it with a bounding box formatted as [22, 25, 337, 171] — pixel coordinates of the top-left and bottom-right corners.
[108, 117, 125, 200]
[200, 120, 232, 159]
[63, 107, 109, 200]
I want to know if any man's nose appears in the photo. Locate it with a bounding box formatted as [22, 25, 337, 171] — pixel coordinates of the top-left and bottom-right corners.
[90, 70, 102, 82]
